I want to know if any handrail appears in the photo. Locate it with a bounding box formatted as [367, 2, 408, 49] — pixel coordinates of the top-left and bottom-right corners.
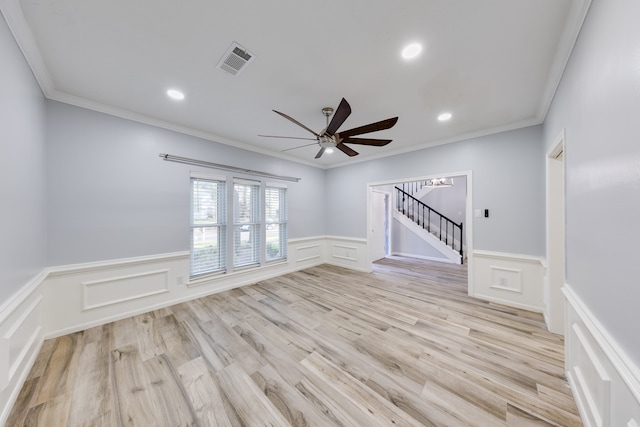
[395, 186, 464, 263]
[397, 188, 459, 227]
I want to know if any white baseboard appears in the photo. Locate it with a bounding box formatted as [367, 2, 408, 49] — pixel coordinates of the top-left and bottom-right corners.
[470, 250, 545, 313]
[563, 284, 640, 427]
[391, 252, 457, 264]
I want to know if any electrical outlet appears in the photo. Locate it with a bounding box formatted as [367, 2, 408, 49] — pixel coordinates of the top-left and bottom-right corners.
[176, 276, 184, 286]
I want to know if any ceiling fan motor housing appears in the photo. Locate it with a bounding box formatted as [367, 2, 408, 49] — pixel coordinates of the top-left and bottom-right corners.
[319, 135, 336, 148]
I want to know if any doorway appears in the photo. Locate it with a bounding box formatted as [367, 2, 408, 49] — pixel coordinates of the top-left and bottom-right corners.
[370, 190, 389, 262]
[367, 171, 473, 294]
[545, 130, 566, 335]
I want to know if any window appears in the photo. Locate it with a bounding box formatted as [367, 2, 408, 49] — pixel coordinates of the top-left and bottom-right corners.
[233, 179, 261, 268]
[190, 176, 226, 277]
[189, 175, 288, 278]
[265, 184, 287, 261]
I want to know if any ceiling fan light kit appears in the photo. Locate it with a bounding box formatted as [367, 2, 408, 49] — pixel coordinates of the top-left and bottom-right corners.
[260, 98, 398, 159]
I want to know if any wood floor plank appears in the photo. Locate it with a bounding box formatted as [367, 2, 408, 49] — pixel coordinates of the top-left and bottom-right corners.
[215, 362, 291, 427]
[251, 363, 335, 426]
[109, 316, 138, 350]
[66, 338, 114, 426]
[23, 393, 71, 427]
[25, 338, 55, 381]
[30, 332, 82, 407]
[134, 312, 168, 361]
[366, 369, 476, 427]
[180, 319, 231, 372]
[293, 377, 363, 427]
[5, 377, 40, 427]
[142, 354, 198, 426]
[110, 345, 157, 426]
[177, 356, 240, 427]
[301, 351, 424, 426]
[7, 257, 583, 426]
[232, 320, 308, 385]
[506, 403, 556, 426]
[152, 313, 201, 368]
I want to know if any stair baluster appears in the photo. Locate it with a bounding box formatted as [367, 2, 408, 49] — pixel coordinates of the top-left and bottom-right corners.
[395, 186, 464, 264]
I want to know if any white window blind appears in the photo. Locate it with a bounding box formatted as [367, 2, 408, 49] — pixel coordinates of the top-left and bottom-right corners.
[265, 185, 287, 261]
[190, 177, 226, 277]
[233, 179, 261, 267]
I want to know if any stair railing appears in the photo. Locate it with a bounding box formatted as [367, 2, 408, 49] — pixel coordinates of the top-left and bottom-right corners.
[401, 180, 430, 198]
[395, 186, 464, 263]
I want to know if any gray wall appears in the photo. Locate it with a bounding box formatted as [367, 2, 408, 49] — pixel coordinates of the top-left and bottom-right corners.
[45, 101, 326, 266]
[543, 0, 640, 365]
[391, 219, 446, 260]
[326, 125, 545, 256]
[0, 13, 47, 303]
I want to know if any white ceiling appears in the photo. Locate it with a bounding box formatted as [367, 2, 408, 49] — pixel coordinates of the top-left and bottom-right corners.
[2, 0, 589, 168]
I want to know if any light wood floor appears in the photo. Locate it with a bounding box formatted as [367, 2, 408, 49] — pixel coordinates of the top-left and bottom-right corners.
[7, 257, 582, 426]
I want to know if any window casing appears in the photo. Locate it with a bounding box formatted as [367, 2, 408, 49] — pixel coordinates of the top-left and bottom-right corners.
[265, 185, 288, 262]
[233, 179, 261, 268]
[190, 176, 226, 277]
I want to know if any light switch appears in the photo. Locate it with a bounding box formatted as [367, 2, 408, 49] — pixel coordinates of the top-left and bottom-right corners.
[474, 209, 482, 218]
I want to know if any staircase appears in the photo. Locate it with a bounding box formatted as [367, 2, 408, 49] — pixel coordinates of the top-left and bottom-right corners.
[395, 184, 464, 264]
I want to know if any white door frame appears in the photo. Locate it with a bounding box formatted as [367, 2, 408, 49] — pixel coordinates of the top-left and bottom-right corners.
[369, 188, 390, 262]
[545, 129, 566, 335]
[367, 170, 473, 295]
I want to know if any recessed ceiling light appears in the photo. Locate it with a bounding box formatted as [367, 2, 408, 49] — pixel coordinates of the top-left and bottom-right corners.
[402, 43, 422, 59]
[438, 112, 452, 121]
[166, 89, 185, 100]
[325, 148, 334, 154]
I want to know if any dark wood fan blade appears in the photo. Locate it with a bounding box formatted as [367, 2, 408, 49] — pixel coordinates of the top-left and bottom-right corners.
[325, 98, 352, 136]
[339, 117, 398, 138]
[336, 143, 359, 157]
[273, 110, 319, 137]
[281, 142, 319, 152]
[315, 147, 326, 159]
[259, 134, 317, 141]
[340, 137, 392, 146]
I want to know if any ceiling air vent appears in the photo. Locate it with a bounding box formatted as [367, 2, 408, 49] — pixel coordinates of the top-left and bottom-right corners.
[216, 42, 255, 76]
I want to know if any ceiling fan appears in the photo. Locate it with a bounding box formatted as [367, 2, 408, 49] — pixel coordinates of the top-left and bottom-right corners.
[259, 98, 398, 159]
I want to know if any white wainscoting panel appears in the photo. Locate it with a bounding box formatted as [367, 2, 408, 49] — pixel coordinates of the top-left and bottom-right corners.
[325, 236, 370, 272]
[564, 284, 640, 427]
[43, 252, 190, 338]
[570, 322, 611, 427]
[2, 296, 42, 387]
[293, 240, 323, 264]
[471, 250, 544, 313]
[83, 269, 170, 310]
[490, 266, 523, 293]
[0, 272, 46, 426]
